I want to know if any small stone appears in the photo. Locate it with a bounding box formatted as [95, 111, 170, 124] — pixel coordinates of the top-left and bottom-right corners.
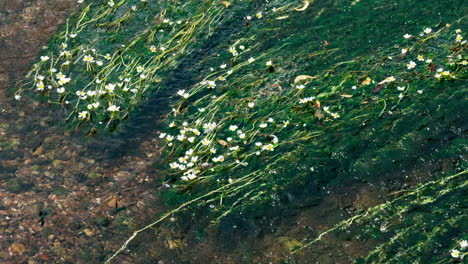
[9, 242, 26, 254]
[32, 146, 43, 156]
[83, 228, 94, 236]
[107, 198, 117, 207]
[52, 160, 63, 167]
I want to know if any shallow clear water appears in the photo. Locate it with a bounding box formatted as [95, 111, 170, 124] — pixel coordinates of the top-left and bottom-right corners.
[0, 0, 466, 263]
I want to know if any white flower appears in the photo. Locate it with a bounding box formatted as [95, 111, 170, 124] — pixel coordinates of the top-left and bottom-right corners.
[255, 142, 262, 147]
[397, 86, 405, 91]
[456, 34, 463, 42]
[256, 12, 262, 19]
[177, 90, 190, 98]
[169, 122, 176, 128]
[220, 64, 227, 69]
[229, 125, 238, 131]
[57, 77, 71, 85]
[201, 138, 211, 146]
[401, 48, 408, 54]
[105, 83, 116, 93]
[403, 34, 412, 39]
[262, 144, 274, 151]
[450, 249, 460, 258]
[136, 66, 144, 73]
[207, 80, 216, 89]
[107, 105, 120, 112]
[169, 162, 179, 169]
[229, 146, 239, 151]
[96, 60, 103, 66]
[78, 111, 88, 119]
[76, 90, 87, 99]
[104, 54, 111, 60]
[248, 57, 255, 63]
[406, 61, 417, 69]
[271, 135, 278, 144]
[92, 102, 100, 108]
[417, 90, 423, 94]
[166, 135, 174, 141]
[108, 0, 115, 7]
[266, 60, 273, 66]
[57, 87, 65, 93]
[455, 29, 462, 33]
[248, 102, 255, 108]
[188, 137, 195, 143]
[259, 123, 267, 128]
[239, 133, 246, 139]
[198, 108, 206, 112]
[425, 59, 432, 64]
[40, 56, 49, 62]
[229, 46, 237, 54]
[36, 82, 44, 91]
[296, 84, 305, 90]
[212, 155, 225, 162]
[460, 240, 468, 250]
[423, 27, 432, 34]
[159, 133, 167, 139]
[246, 16, 252, 20]
[239, 45, 245, 50]
[417, 55, 424, 61]
[177, 134, 186, 141]
[83, 55, 94, 63]
[203, 122, 217, 132]
[331, 112, 340, 119]
[14, 95, 21, 100]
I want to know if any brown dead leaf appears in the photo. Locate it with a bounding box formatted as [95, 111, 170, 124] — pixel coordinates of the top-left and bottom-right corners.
[221, 1, 232, 8]
[217, 139, 229, 146]
[361, 77, 372, 85]
[340, 93, 353, 98]
[314, 109, 325, 119]
[315, 100, 321, 109]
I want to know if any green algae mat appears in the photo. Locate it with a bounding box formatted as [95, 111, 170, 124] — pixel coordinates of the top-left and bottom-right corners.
[15, 0, 467, 262]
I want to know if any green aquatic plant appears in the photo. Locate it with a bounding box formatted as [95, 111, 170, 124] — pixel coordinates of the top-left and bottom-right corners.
[291, 170, 468, 263]
[16, 0, 466, 262]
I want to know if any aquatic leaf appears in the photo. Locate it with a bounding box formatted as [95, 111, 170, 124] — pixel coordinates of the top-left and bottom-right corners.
[294, 0, 310, 11]
[276, 15, 289, 20]
[294, 75, 315, 83]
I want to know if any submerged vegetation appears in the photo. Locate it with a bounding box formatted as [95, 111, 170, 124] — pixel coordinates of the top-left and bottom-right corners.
[16, 0, 466, 262]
